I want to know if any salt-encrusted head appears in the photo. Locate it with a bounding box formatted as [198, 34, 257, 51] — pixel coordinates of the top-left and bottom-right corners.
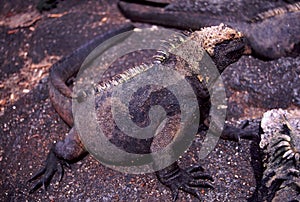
[191, 23, 246, 72]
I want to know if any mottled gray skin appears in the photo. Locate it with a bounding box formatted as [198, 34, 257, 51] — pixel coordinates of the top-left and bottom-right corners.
[28, 24, 259, 201]
[256, 109, 300, 202]
[49, 23, 135, 126]
[118, 0, 300, 59]
[117, 1, 300, 200]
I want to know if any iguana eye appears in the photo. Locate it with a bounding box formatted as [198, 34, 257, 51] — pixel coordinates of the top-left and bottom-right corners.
[230, 33, 236, 38]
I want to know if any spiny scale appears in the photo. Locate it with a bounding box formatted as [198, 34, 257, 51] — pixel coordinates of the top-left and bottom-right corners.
[153, 32, 188, 64]
[258, 109, 300, 201]
[93, 63, 151, 93]
[251, 2, 300, 22]
[92, 32, 189, 94]
[271, 116, 300, 165]
[79, 23, 243, 97]
[261, 111, 300, 166]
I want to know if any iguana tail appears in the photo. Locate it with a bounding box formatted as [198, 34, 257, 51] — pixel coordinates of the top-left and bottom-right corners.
[49, 23, 134, 98]
[49, 23, 134, 125]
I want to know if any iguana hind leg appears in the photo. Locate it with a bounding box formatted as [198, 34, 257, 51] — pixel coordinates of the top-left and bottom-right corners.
[28, 127, 87, 193]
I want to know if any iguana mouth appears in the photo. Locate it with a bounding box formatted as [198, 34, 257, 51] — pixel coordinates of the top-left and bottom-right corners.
[224, 39, 247, 59]
[211, 38, 246, 72]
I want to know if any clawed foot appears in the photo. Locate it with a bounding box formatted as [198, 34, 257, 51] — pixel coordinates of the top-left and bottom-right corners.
[156, 163, 214, 201]
[28, 146, 68, 193]
[221, 120, 261, 142]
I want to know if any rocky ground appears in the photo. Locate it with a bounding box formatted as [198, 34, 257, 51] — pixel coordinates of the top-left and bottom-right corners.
[0, 0, 298, 201]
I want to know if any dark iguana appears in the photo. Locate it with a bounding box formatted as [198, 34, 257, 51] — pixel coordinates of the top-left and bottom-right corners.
[256, 109, 300, 201]
[28, 23, 259, 200]
[118, 0, 300, 59]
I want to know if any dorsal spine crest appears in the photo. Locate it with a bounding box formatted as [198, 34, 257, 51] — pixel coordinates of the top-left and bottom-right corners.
[93, 63, 152, 94]
[85, 24, 243, 96]
[92, 32, 190, 94]
[252, 2, 300, 22]
[153, 32, 188, 64]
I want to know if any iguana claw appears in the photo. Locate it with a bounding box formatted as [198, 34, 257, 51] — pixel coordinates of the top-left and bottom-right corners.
[156, 163, 214, 201]
[28, 146, 64, 194]
[221, 120, 261, 142]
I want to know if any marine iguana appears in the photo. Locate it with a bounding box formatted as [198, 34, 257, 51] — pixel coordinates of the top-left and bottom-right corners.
[256, 109, 299, 201]
[28, 23, 259, 200]
[115, 1, 300, 199]
[118, 0, 300, 59]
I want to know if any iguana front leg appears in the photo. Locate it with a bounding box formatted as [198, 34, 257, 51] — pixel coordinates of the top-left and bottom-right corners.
[220, 120, 261, 142]
[156, 163, 214, 201]
[28, 127, 87, 193]
[148, 106, 214, 201]
[153, 121, 260, 201]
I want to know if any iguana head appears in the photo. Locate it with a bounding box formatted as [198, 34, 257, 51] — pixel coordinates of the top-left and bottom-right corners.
[191, 23, 247, 72]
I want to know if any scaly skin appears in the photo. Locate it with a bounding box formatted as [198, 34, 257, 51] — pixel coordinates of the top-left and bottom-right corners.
[29, 24, 260, 200]
[48, 23, 135, 126]
[118, 0, 300, 59]
[254, 109, 300, 202]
